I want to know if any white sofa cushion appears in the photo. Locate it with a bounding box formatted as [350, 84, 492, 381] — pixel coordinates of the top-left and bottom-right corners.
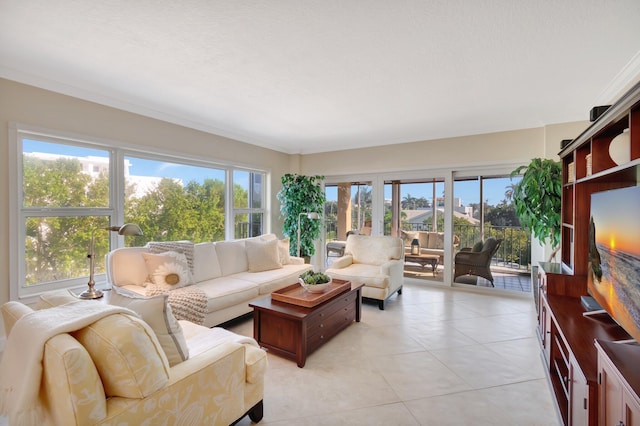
[193, 242, 222, 282]
[245, 239, 282, 272]
[233, 263, 311, 294]
[215, 241, 249, 276]
[327, 264, 389, 289]
[348, 235, 403, 265]
[108, 247, 150, 287]
[196, 277, 259, 312]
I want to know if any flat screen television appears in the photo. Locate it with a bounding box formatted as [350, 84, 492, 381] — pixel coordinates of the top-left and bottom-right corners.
[588, 185, 640, 343]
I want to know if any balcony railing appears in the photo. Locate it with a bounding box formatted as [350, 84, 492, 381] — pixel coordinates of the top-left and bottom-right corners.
[404, 223, 531, 273]
[325, 220, 531, 273]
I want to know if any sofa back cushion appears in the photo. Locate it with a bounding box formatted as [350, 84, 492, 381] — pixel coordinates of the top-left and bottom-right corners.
[107, 247, 150, 287]
[193, 242, 222, 282]
[427, 232, 445, 249]
[246, 239, 282, 272]
[72, 313, 170, 398]
[215, 240, 249, 276]
[418, 232, 430, 249]
[346, 235, 403, 265]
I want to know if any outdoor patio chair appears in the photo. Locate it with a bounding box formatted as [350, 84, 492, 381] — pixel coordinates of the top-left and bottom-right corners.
[453, 237, 503, 286]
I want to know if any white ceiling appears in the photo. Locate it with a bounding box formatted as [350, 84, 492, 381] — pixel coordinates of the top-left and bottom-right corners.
[1, 1, 640, 154]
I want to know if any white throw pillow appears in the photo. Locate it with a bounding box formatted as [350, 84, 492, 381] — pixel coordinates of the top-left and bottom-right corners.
[245, 239, 282, 272]
[142, 251, 192, 289]
[146, 241, 195, 275]
[109, 286, 189, 367]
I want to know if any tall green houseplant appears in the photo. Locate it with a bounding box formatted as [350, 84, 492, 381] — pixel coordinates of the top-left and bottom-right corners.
[277, 174, 326, 257]
[510, 158, 562, 261]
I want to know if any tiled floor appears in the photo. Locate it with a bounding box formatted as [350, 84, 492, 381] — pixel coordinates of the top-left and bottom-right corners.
[229, 280, 560, 426]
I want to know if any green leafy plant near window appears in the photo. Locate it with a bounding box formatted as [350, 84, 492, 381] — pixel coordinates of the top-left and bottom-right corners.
[510, 158, 562, 262]
[277, 174, 325, 257]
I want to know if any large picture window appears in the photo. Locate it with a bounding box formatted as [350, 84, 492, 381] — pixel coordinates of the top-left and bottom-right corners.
[11, 126, 268, 299]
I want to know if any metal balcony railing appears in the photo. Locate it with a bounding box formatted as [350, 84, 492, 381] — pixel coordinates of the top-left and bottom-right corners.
[325, 220, 531, 273]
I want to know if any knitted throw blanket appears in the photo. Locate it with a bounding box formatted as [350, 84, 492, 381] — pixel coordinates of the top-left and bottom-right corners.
[0, 301, 134, 426]
[146, 285, 207, 325]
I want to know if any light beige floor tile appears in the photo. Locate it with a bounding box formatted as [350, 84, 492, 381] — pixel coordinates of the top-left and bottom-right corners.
[429, 343, 541, 389]
[234, 402, 420, 425]
[404, 378, 560, 425]
[371, 351, 472, 400]
[228, 281, 557, 425]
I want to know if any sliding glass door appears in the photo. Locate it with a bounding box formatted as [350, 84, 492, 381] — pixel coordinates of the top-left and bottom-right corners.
[453, 174, 531, 291]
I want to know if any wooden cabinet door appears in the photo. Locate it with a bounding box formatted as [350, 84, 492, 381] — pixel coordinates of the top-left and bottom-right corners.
[569, 356, 589, 426]
[599, 351, 625, 426]
[622, 388, 640, 426]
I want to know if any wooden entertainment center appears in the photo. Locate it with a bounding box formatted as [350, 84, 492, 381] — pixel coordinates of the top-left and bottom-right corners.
[538, 81, 640, 425]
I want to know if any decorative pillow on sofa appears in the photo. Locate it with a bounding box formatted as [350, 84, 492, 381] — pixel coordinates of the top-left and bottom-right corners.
[142, 251, 193, 289]
[245, 239, 282, 272]
[147, 241, 195, 275]
[109, 286, 189, 367]
[72, 313, 170, 398]
[428, 232, 445, 249]
[277, 238, 291, 265]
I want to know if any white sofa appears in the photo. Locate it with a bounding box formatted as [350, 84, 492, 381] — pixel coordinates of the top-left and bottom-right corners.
[325, 234, 404, 310]
[106, 234, 313, 327]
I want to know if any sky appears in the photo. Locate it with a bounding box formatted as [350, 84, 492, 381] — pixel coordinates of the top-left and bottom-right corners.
[591, 186, 640, 256]
[26, 139, 518, 208]
[327, 177, 520, 208]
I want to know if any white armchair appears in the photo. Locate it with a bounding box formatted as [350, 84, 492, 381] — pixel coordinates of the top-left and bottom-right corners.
[325, 234, 404, 310]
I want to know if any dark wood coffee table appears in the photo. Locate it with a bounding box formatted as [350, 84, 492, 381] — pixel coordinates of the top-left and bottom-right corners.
[405, 253, 439, 274]
[249, 280, 363, 367]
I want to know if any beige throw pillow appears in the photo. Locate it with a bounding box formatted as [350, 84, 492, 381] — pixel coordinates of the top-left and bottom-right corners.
[72, 313, 169, 398]
[142, 251, 192, 289]
[245, 239, 282, 272]
[277, 238, 291, 264]
[109, 286, 189, 366]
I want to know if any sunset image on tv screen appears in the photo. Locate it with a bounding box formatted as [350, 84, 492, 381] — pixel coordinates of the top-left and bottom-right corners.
[589, 186, 640, 343]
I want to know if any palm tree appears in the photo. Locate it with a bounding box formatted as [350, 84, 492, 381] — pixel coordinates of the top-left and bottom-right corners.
[402, 194, 416, 209]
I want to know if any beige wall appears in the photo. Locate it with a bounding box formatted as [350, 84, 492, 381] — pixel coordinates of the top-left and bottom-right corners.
[301, 122, 587, 176]
[0, 78, 293, 307]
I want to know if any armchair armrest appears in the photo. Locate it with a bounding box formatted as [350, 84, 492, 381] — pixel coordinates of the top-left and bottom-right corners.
[329, 255, 353, 269]
[379, 258, 403, 275]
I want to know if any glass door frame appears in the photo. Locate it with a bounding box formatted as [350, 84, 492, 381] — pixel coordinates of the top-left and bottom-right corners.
[324, 169, 455, 285]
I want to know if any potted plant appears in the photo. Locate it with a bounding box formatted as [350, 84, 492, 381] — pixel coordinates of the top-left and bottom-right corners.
[510, 158, 562, 262]
[276, 174, 326, 259]
[298, 270, 332, 293]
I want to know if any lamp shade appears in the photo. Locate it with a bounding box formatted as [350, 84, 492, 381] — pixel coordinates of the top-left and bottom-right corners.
[609, 129, 630, 166]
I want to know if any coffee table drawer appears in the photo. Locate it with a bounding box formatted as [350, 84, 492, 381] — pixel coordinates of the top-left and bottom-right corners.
[307, 291, 357, 329]
[307, 305, 356, 352]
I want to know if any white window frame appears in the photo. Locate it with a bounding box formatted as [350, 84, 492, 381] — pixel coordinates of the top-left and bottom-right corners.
[9, 123, 270, 302]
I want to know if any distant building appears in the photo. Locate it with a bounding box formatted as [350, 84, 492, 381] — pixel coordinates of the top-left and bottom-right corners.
[25, 152, 175, 198]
